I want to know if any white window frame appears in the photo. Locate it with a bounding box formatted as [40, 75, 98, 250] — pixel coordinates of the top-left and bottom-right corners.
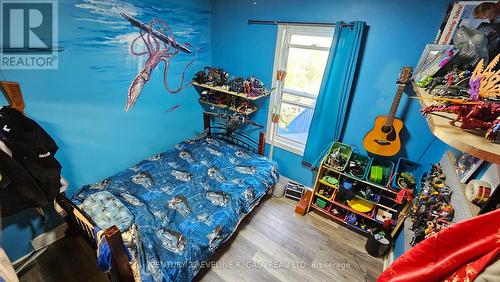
[266, 24, 334, 156]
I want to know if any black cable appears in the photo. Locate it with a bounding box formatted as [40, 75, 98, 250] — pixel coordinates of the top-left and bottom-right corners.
[353, 251, 375, 282]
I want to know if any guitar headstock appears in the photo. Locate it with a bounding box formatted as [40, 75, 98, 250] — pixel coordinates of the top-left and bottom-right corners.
[397, 66, 413, 85]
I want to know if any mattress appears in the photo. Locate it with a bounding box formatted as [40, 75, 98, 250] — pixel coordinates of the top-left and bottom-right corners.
[72, 136, 279, 281]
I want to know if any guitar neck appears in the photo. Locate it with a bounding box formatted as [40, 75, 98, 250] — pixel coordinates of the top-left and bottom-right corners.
[384, 84, 405, 127]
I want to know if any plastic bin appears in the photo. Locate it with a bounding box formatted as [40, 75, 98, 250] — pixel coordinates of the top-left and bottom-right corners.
[315, 197, 328, 209]
[324, 141, 353, 171]
[391, 158, 425, 192]
[344, 212, 378, 233]
[365, 229, 392, 257]
[317, 184, 336, 200]
[367, 158, 394, 187]
[345, 153, 372, 180]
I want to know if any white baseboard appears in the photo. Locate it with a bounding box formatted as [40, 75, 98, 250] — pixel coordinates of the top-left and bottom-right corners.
[31, 223, 68, 251]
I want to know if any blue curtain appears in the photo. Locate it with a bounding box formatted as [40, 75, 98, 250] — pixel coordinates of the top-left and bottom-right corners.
[302, 21, 365, 168]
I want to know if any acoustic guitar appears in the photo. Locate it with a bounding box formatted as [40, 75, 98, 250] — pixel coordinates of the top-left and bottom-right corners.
[363, 66, 412, 157]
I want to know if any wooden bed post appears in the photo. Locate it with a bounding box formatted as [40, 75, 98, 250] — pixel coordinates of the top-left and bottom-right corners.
[203, 112, 211, 136]
[0, 81, 25, 113]
[104, 226, 134, 282]
[258, 132, 265, 156]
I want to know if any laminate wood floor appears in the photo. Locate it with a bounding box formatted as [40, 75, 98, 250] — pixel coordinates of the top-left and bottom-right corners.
[18, 196, 382, 282]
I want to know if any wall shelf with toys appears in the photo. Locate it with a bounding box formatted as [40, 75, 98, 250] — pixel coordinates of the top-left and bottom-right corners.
[443, 151, 479, 220]
[413, 83, 500, 163]
[198, 98, 257, 115]
[307, 142, 414, 238]
[192, 82, 270, 100]
[192, 67, 271, 116]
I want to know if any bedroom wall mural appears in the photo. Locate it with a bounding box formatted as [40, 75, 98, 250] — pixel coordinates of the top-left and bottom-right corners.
[122, 14, 197, 111]
[1, 0, 211, 261]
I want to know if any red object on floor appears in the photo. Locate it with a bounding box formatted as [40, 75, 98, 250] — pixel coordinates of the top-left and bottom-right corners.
[295, 190, 312, 216]
[378, 208, 500, 282]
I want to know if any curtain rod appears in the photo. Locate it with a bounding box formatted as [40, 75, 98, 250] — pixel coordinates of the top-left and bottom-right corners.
[248, 20, 353, 27]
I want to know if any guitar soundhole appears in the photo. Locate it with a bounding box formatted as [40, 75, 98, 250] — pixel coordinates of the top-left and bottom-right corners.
[381, 126, 392, 133]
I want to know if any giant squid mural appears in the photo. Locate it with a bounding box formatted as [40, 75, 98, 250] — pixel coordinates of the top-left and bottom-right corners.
[71, 0, 207, 111]
[122, 13, 195, 111]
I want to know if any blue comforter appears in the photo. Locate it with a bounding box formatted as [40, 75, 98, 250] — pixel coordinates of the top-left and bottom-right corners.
[72, 136, 279, 281]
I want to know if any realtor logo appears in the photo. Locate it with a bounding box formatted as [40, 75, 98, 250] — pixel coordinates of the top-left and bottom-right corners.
[0, 0, 58, 69]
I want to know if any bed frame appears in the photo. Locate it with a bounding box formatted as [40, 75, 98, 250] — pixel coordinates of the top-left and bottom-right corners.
[55, 112, 266, 282]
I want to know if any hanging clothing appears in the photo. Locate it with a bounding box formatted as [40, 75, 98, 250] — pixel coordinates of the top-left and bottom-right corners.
[0, 106, 62, 216]
[0, 150, 47, 216]
[378, 208, 500, 282]
[302, 21, 365, 168]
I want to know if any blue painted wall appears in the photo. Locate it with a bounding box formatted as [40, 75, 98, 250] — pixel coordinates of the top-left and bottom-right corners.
[211, 0, 451, 187]
[1, 0, 211, 261]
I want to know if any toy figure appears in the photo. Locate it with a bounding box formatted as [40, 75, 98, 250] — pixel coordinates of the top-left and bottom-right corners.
[424, 221, 435, 235]
[426, 77, 446, 93]
[397, 172, 416, 190]
[470, 54, 500, 99]
[416, 76, 433, 88]
[444, 68, 459, 86]
[327, 148, 347, 169]
[347, 159, 366, 177]
[473, 1, 500, 23]
[408, 163, 455, 246]
[422, 102, 500, 141]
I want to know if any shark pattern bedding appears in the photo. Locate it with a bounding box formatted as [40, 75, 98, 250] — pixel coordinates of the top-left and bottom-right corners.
[71, 136, 279, 281]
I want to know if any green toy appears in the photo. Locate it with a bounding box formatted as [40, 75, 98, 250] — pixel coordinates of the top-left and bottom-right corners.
[316, 198, 328, 209]
[321, 175, 339, 186]
[370, 166, 384, 184]
[416, 76, 433, 88]
[397, 171, 416, 189]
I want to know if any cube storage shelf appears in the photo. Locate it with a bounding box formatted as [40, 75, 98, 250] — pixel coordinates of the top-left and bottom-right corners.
[308, 149, 410, 238]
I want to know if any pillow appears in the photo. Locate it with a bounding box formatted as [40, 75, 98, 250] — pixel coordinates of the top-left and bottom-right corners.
[80, 191, 134, 231]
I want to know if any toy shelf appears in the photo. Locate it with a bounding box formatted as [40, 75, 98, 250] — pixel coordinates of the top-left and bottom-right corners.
[308, 161, 410, 238]
[310, 199, 370, 235]
[412, 83, 500, 164]
[310, 203, 346, 222]
[314, 191, 333, 202]
[331, 196, 380, 223]
[198, 98, 257, 115]
[192, 82, 270, 100]
[319, 179, 398, 212]
[323, 164, 398, 195]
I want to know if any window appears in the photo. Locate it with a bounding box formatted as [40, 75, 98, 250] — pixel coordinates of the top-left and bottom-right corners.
[267, 25, 334, 155]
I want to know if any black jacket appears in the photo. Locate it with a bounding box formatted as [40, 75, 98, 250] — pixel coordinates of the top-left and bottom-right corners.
[0, 107, 62, 216]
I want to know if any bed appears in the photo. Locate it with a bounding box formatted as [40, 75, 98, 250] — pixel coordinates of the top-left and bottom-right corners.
[55, 113, 279, 282]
